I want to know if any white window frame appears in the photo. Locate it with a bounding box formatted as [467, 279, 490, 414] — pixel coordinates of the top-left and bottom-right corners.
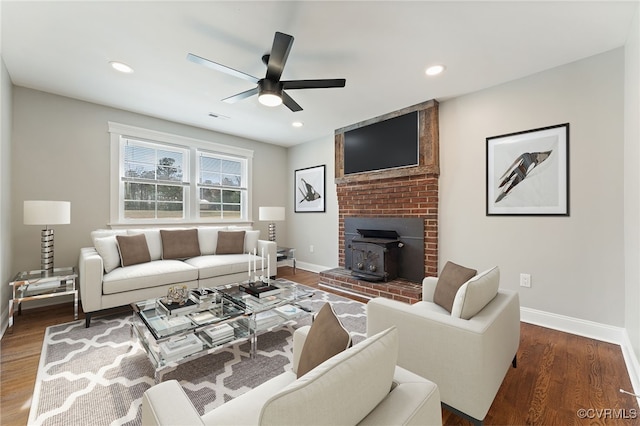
[109, 122, 253, 226]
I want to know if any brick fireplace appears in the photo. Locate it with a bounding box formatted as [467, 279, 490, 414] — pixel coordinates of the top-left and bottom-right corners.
[320, 100, 440, 303]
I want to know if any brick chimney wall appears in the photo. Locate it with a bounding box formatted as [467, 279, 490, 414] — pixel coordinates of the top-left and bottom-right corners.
[334, 100, 440, 279]
[337, 174, 439, 278]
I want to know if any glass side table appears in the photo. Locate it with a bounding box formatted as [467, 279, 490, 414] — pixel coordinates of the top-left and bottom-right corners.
[8, 266, 78, 331]
[276, 247, 296, 274]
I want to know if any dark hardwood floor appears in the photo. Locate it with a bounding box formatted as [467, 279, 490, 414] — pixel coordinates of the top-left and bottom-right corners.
[1, 267, 638, 425]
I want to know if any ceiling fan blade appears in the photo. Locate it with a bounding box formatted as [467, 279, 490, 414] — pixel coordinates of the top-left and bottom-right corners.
[187, 53, 259, 84]
[282, 92, 303, 112]
[282, 79, 346, 90]
[265, 32, 294, 82]
[222, 87, 259, 103]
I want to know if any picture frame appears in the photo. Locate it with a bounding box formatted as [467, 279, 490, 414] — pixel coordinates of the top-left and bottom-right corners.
[295, 165, 326, 213]
[486, 123, 569, 216]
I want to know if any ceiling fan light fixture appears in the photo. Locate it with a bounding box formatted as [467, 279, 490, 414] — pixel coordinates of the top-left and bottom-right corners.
[258, 92, 282, 107]
[258, 79, 283, 107]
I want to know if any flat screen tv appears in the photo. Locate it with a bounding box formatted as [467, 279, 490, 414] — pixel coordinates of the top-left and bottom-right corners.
[343, 111, 419, 175]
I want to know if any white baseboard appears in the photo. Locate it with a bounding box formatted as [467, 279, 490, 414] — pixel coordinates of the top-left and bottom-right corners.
[521, 307, 640, 402]
[286, 261, 329, 274]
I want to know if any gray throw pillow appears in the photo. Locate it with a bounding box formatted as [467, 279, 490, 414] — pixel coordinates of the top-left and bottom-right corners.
[433, 261, 477, 313]
[216, 231, 246, 254]
[160, 229, 201, 260]
[116, 234, 151, 267]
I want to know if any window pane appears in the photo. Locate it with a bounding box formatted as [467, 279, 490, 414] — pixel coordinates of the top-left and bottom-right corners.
[221, 174, 241, 187]
[200, 156, 221, 172]
[157, 185, 184, 202]
[201, 172, 221, 186]
[222, 190, 241, 203]
[222, 204, 241, 218]
[200, 203, 221, 218]
[125, 163, 155, 179]
[221, 159, 241, 175]
[125, 145, 155, 164]
[124, 201, 155, 219]
[125, 182, 155, 201]
[157, 202, 183, 218]
[200, 188, 221, 203]
[157, 155, 183, 182]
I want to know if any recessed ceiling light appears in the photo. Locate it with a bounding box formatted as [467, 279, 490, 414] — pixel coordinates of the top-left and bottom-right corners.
[292, 121, 303, 128]
[425, 64, 445, 76]
[110, 61, 134, 74]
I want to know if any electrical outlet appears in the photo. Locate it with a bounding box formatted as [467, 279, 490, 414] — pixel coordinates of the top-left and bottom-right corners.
[520, 273, 531, 288]
[309, 245, 314, 253]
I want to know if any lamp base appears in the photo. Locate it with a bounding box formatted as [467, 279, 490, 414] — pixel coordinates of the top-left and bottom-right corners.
[41, 228, 54, 273]
[268, 223, 276, 242]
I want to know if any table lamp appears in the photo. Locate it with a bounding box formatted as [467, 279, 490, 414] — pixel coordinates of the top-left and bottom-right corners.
[24, 200, 71, 273]
[259, 206, 285, 242]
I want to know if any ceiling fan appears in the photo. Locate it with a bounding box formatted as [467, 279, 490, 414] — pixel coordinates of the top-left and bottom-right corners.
[187, 31, 346, 112]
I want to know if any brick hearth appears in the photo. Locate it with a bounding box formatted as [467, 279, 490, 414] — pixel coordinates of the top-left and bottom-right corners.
[320, 268, 422, 304]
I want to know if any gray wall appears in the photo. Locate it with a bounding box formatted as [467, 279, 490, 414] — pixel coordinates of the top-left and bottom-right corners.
[287, 136, 338, 271]
[9, 87, 288, 280]
[1, 58, 13, 331]
[287, 48, 629, 329]
[439, 48, 625, 326]
[624, 7, 640, 365]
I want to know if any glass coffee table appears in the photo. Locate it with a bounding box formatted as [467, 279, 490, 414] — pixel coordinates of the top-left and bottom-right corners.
[131, 279, 313, 381]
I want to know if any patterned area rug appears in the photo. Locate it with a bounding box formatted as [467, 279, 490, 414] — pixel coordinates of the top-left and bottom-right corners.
[28, 281, 366, 425]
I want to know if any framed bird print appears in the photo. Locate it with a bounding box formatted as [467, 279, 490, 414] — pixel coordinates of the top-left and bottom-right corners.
[486, 123, 569, 216]
[295, 165, 326, 213]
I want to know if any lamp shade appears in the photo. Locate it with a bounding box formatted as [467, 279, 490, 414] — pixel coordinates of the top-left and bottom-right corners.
[24, 201, 71, 225]
[259, 206, 285, 221]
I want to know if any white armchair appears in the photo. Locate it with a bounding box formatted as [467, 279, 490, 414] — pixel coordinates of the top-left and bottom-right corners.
[366, 266, 520, 426]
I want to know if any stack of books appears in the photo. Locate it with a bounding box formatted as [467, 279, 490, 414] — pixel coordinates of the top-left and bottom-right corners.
[274, 304, 305, 320]
[252, 310, 283, 330]
[159, 334, 202, 362]
[202, 323, 235, 346]
[240, 283, 282, 298]
[157, 297, 198, 318]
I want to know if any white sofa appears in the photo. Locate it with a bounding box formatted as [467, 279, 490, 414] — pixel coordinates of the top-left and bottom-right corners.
[366, 267, 520, 426]
[79, 226, 276, 327]
[142, 326, 442, 426]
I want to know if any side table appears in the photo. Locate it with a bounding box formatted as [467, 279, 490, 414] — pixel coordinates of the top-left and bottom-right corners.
[277, 247, 296, 274]
[8, 266, 78, 331]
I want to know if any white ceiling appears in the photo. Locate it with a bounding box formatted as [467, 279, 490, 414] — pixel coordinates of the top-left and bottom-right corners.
[1, 1, 637, 147]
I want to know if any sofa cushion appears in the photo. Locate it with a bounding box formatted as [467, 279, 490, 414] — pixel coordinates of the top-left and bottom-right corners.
[94, 236, 121, 274]
[216, 231, 246, 254]
[127, 229, 163, 260]
[90, 229, 127, 245]
[185, 254, 262, 280]
[161, 229, 201, 260]
[102, 260, 198, 295]
[259, 327, 398, 426]
[116, 234, 151, 267]
[197, 227, 227, 255]
[244, 230, 260, 254]
[451, 266, 500, 320]
[433, 261, 477, 313]
[297, 303, 351, 378]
